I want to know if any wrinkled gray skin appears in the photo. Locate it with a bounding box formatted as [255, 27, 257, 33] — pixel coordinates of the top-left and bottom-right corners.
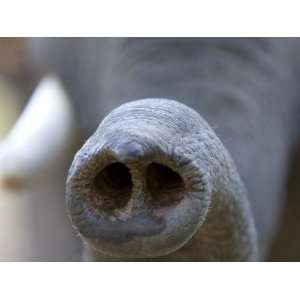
[27, 38, 300, 261]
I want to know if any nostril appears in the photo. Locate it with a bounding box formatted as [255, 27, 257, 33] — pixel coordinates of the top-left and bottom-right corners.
[93, 162, 133, 211]
[146, 163, 185, 209]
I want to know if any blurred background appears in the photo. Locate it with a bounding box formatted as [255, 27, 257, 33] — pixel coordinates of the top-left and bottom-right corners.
[0, 38, 81, 261]
[0, 38, 300, 261]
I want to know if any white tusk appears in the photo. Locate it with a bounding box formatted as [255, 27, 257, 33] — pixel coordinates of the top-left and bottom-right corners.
[0, 75, 77, 188]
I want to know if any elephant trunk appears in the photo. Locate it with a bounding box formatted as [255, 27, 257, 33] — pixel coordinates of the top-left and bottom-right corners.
[66, 98, 258, 261]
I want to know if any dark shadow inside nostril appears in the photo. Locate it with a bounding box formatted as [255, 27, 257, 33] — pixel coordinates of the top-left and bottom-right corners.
[93, 163, 133, 211]
[146, 163, 185, 208]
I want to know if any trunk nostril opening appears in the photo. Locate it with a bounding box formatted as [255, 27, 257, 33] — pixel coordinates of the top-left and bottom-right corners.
[93, 162, 133, 211]
[146, 163, 185, 208]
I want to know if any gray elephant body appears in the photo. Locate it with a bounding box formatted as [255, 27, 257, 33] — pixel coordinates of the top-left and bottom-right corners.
[27, 38, 300, 260]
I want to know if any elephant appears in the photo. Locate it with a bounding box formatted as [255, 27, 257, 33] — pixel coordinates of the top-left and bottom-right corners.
[15, 37, 300, 261]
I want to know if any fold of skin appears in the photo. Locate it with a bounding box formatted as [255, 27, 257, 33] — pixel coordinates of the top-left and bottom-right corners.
[66, 99, 258, 261]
